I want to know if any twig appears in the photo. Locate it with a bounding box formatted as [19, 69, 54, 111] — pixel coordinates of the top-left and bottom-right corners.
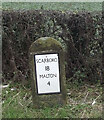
[19, 102, 23, 107]
[81, 109, 86, 118]
[83, 92, 89, 103]
[26, 96, 32, 107]
[22, 85, 28, 90]
[23, 93, 27, 100]
[92, 95, 100, 106]
[2, 84, 9, 88]
[8, 91, 21, 106]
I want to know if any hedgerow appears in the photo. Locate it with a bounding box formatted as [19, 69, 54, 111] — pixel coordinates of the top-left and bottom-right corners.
[2, 10, 103, 84]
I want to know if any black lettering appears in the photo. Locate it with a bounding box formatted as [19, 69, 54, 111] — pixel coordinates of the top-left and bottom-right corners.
[45, 66, 50, 71]
[39, 75, 44, 78]
[39, 74, 57, 79]
[36, 59, 41, 63]
[36, 57, 58, 63]
[47, 81, 50, 86]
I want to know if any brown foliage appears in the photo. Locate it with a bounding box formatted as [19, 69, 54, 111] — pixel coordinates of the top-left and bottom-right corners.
[2, 10, 102, 83]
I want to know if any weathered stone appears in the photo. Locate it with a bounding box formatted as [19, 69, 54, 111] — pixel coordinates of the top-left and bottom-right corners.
[29, 37, 67, 108]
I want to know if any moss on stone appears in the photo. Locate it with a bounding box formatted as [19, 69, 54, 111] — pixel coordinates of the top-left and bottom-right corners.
[29, 37, 63, 53]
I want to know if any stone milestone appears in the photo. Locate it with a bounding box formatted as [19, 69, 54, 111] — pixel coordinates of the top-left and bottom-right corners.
[29, 37, 67, 108]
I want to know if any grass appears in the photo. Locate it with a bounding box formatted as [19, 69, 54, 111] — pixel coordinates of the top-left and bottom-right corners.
[2, 2, 102, 12]
[2, 81, 102, 118]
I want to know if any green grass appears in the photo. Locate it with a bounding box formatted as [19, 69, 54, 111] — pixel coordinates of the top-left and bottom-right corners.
[2, 2, 102, 12]
[2, 81, 102, 118]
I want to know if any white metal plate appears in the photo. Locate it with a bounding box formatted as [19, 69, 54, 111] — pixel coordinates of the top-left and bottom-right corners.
[35, 53, 60, 94]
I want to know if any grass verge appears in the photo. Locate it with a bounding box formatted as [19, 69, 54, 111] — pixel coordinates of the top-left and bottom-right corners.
[2, 81, 102, 118]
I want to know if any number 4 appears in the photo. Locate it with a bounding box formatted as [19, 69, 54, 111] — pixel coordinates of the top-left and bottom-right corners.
[47, 81, 50, 86]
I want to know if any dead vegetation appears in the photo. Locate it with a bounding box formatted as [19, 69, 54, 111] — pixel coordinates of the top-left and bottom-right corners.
[2, 82, 102, 118]
[2, 10, 103, 84]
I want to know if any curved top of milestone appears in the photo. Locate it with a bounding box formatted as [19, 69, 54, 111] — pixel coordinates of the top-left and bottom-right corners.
[29, 37, 63, 53]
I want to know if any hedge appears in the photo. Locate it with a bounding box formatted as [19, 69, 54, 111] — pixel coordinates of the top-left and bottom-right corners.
[2, 10, 102, 84]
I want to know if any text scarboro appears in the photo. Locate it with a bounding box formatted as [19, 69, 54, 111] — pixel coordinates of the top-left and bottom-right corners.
[36, 56, 57, 63]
